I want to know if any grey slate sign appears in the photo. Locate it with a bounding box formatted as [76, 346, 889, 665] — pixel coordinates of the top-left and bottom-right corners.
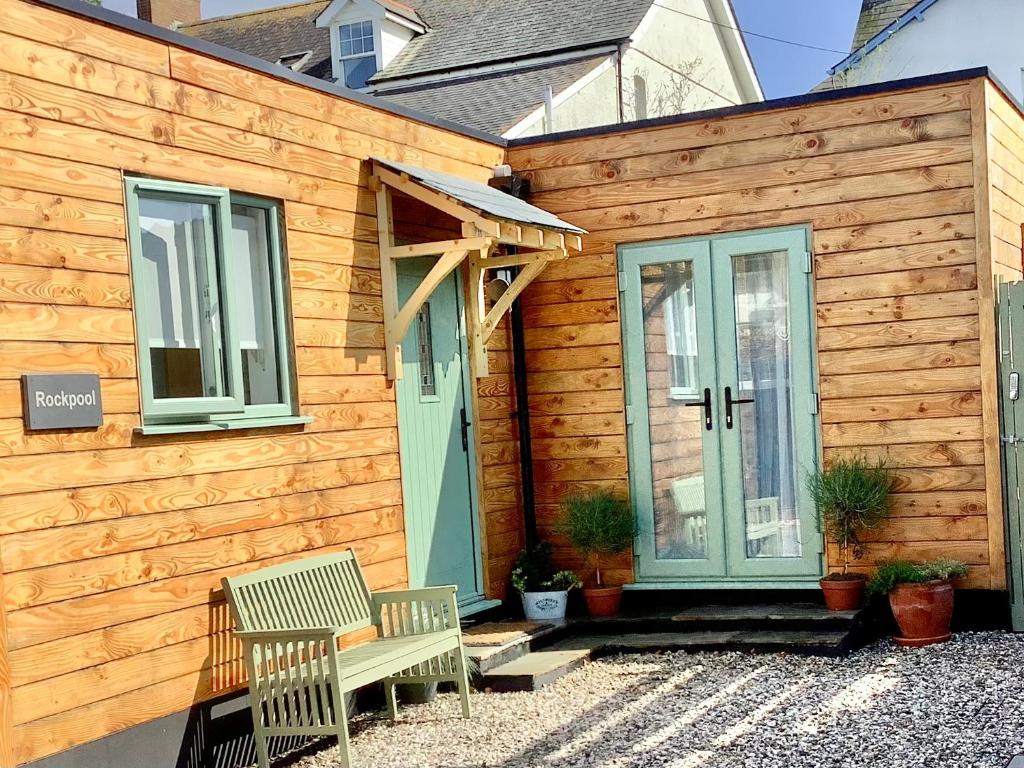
[22, 373, 103, 430]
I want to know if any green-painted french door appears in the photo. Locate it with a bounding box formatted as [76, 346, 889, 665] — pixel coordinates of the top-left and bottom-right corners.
[395, 258, 485, 608]
[620, 227, 821, 583]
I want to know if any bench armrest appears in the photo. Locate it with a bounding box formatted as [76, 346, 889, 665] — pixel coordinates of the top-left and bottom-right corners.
[235, 627, 341, 641]
[372, 586, 460, 635]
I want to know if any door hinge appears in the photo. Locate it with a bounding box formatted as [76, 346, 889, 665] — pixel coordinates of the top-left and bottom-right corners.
[625, 404, 635, 425]
[803, 251, 813, 274]
[617, 270, 627, 292]
[809, 392, 820, 414]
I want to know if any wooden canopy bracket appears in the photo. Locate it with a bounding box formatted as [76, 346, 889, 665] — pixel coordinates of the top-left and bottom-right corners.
[372, 165, 580, 380]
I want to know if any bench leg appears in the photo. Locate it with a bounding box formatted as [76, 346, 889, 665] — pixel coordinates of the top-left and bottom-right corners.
[253, 728, 270, 768]
[384, 680, 399, 721]
[331, 686, 353, 768]
[453, 644, 472, 719]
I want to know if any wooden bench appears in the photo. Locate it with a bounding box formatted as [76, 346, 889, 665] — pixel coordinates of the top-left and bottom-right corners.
[222, 549, 472, 768]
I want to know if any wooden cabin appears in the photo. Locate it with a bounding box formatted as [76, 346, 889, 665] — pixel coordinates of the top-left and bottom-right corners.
[1, 0, 1024, 764]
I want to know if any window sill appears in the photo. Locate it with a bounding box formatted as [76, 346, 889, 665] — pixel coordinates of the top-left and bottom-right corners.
[135, 415, 313, 436]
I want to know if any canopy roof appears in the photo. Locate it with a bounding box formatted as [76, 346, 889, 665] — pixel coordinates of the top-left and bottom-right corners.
[371, 158, 586, 234]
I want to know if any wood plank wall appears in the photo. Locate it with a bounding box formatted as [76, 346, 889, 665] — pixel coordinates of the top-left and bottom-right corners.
[508, 78, 1005, 590]
[0, 0, 510, 763]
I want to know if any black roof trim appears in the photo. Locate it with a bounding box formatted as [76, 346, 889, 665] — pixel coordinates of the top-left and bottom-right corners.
[31, 0, 509, 147]
[369, 39, 626, 86]
[507, 66, 1011, 147]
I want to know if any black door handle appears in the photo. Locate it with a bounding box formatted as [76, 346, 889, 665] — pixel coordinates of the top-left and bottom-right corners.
[460, 407, 470, 451]
[724, 386, 755, 429]
[684, 387, 713, 431]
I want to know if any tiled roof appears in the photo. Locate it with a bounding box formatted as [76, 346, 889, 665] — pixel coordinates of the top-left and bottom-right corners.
[851, 0, 921, 51]
[371, 0, 652, 82]
[180, 0, 333, 79]
[374, 55, 608, 134]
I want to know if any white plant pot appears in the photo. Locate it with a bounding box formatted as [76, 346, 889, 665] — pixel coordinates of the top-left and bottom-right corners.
[520, 589, 569, 621]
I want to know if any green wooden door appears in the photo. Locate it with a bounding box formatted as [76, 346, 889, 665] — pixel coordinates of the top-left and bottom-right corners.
[396, 259, 484, 607]
[620, 227, 821, 584]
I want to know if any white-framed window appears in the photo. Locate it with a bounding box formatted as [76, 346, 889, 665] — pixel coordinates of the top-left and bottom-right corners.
[664, 280, 698, 398]
[124, 177, 299, 432]
[338, 20, 377, 89]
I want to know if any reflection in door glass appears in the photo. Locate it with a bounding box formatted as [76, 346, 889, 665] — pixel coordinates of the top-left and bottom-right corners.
[732, 251, 801, 558]
[641, 262, 707, 560]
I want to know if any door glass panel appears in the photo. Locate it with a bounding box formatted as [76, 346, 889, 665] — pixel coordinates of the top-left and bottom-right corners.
[732, 251, 801, 558]
[641, 261, 707, 560]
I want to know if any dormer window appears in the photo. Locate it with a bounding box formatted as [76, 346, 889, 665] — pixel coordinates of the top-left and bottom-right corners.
[338, 20, 377, 88]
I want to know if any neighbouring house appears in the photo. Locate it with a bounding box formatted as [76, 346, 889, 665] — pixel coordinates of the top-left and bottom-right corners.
[166, 0, 763, 138]
[818, 0, 1024, 101]
[3, 0, 1024, 765]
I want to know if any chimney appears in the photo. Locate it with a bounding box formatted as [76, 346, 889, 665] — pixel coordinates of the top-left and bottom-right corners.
[137, 0, 201, 28]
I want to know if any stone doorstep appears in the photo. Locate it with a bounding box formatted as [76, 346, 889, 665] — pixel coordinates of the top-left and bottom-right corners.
[479, 649, 592, 693]
[463, 620, 571, 674]
[547, 629, 854, 658]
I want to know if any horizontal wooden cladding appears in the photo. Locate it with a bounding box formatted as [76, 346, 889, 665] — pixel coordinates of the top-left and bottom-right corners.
[0, 427, 398, 495]
[4, 500, 406, 610]
[508, 83, 972, 171]
[823, 440, 985, 468]
[520, 110, 973, 193]
[820, 391, 982, 423]
[820, 366, 982, 399]
[816, 315, 978, 352]
[817, 340, 980, 376]
[560, 161, 974, 232]
[816, 289, 977, 328]
[814, 239, 975, 279]
[0, 453, 400, 534]
[814, 264, 976, 303]
[0, 225, 127, 274]
[822, 416, 983, 447]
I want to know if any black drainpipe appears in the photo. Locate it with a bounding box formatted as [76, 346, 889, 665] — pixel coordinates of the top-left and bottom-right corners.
[509, 271, 538, 547]
[488, 173, 538, 547]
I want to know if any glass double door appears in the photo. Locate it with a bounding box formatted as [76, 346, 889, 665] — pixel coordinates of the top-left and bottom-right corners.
[621, 228, 821, 582]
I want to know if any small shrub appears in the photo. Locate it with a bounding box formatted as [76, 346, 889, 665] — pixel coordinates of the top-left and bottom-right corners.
[866, 558, 969, 597]
[808, 457, 893, 576]
[510, 541, 581, 593]
[557, 490, 635, 586]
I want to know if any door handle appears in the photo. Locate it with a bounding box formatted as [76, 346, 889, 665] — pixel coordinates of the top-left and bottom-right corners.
[724, 386, 754, 430]
[459, 407, 470, 451]
[684, 387, 713, 431]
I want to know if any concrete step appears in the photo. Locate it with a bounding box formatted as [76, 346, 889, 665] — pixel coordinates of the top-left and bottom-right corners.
[462, 620, 569, 675]
[479, 649, 591, 692]
[575, 603, 866, 635]
[546, 629, 854, 658]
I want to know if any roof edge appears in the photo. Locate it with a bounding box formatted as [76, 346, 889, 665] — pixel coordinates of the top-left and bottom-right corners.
[829, 0, 941, 76]
[507, 66, 1000, 148]
[30, 0, 508, 147]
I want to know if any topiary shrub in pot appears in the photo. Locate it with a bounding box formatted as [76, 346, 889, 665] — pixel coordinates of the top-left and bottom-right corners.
[557, 490, 636, 617]
[511, 541, 580, 621]
[867, 558, 968, 647]
[808, 456, 893, 611]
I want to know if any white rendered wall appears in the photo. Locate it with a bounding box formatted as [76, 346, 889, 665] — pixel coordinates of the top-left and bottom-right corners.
[831, 0, 1024, 102]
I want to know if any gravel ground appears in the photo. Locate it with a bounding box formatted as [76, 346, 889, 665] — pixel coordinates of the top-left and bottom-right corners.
[291, 632, 1024, 768]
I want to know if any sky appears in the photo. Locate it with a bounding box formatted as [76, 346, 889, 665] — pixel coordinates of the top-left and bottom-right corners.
[99, 0, 863, 99]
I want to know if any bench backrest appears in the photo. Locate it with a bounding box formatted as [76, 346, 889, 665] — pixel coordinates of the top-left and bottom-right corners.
[222, 550, 375, 634]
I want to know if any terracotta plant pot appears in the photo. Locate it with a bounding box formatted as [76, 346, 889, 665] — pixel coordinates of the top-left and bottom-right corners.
[820, 575, 865, 611]
[888, 580, 955, 647]
[583, 585, 623, 617]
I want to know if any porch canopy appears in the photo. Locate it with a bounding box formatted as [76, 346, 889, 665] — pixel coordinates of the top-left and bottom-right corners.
[370, 158, 586, 379]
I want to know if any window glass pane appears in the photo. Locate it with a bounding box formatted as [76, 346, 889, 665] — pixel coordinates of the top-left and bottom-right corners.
[137, 196, 225, 400]
[339, 21, 374, 56]
[416, 303, 436, 397]
[342, 55, 376, 88]
[231, 204, 283, 406]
